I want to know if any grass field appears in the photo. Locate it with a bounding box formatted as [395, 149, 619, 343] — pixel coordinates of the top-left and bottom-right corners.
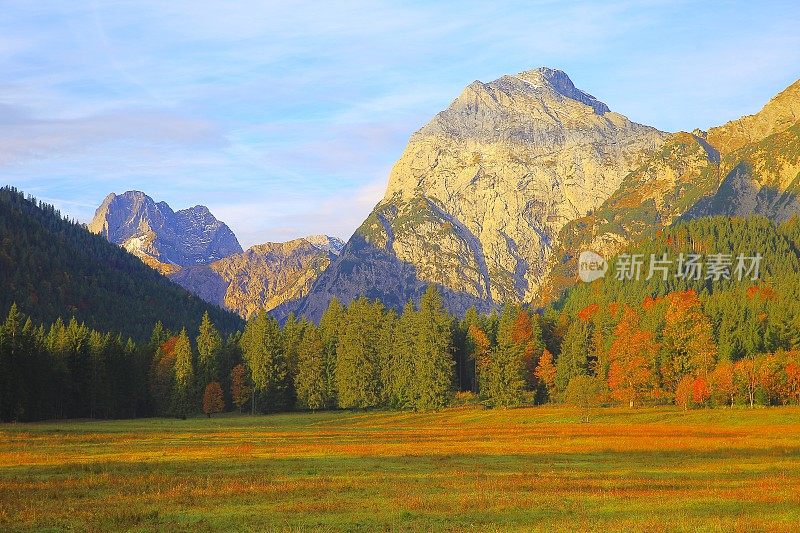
[1, 407, 800, 532]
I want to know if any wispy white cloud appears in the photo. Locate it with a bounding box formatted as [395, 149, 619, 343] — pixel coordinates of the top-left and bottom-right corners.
[1, 0, 799, 247]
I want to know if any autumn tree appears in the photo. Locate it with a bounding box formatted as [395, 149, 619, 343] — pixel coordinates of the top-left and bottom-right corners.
[202, 382, 225, 417]
[709, 362, 737, 407]
[692, 376, 710, 407]
[467, 323, 491, 396]
[674, 374, 694, 410]
[734, 358, 758, 408]
[661, 291, 717, 392]
[534, 348, 557, 402]
[607, 307, 655, 408]
[230, 363, 251, 412]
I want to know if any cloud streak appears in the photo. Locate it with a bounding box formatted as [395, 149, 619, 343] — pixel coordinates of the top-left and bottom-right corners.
[0, 0, 798, 247]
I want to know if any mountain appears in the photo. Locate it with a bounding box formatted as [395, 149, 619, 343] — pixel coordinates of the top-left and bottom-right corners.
[297, 67, 667, 319]
[0, 187, 242, 340]
[169, 235, 344, 318]
[88, 191, 242, 273]
[538, 78, 800, 303]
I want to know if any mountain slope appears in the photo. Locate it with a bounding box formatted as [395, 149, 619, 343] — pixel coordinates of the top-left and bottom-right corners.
[538, 78, 800, 303]
[169, 236, 344, 318]
[88, 191, 242, 272]
[0, 187, 242, 339]
[298, 67, 666, 319]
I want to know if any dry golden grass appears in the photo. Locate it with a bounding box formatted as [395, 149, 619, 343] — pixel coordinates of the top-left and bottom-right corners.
[1, 406, 799, 531]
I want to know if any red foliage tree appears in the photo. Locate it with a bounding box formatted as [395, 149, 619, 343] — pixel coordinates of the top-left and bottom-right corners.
[230, 363, 252, 413]
[202, 381, 225, 417]
[692, 376, 710, 406]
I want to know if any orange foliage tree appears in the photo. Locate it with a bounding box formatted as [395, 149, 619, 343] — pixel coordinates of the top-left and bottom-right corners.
[674, 375, 694, 410]
[468, 324, 492, 394]
[709, 362, 736, 407]
[510, 310, 540, 388]
[607, 307, 655, 408]
[734, 358, 758, 409]
[786, 359, 800, 405]
[692, 376, 710, 406]
[534, 349, 557, 400]
[202, 382, 225, 417]
[661, 291, 716, 392]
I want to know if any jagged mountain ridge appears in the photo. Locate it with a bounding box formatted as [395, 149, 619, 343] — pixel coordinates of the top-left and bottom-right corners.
[169, 236, 344, 319]
[297, 67, 667, 319]
[88, 191, 243, 272]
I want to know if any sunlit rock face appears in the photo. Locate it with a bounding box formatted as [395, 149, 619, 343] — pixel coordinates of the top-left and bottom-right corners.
[170, 236, 344, 319]
[298, 68, 667, 319]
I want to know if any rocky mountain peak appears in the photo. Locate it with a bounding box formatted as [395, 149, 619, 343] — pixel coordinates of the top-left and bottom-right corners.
[515, 67, 611, 114]
[89, 191, 242, 269]
[300, 68, 667, 320]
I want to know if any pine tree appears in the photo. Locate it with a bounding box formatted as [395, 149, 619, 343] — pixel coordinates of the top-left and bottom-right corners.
[172, 328, 195, 418]
[196, 312, 222, 392]
[385, 302, 416, 408]
[411, 286, 454, 411]
[335, 297, 383, 409]
[555, 320, 591, 399]
[294, 325, 330, 410]
[240, 311, 288, 413]
[318, 298, 345, 406]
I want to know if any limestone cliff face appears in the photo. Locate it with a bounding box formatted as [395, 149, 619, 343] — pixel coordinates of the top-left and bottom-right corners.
[298, 68, 667, 319]
[170, 236, 344, 319]
[538, 78, 800, 303]
[88, 191, 242, 272]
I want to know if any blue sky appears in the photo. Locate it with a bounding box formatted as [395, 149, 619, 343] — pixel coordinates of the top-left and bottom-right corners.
[1, 1, 798, 247]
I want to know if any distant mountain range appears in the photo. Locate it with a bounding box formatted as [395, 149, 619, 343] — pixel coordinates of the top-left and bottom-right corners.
[88, 191, 344, 318]
[85, 68, 800, 321]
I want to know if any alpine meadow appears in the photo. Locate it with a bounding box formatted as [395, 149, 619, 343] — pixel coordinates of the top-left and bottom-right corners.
[2, 1, 800, 531]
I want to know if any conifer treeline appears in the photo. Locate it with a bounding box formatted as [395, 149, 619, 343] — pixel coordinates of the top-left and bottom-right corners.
[4, 216, 800, 421]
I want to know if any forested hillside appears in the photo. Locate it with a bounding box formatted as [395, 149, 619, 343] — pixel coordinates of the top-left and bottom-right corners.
[0, 187, 242, 340]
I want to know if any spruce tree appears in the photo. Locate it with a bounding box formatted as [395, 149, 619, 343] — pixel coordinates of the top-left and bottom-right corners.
[240, 311, 288, 413]
[294, 325, 329, 410]
[172, 328, 195, 418]
[411, 286, 454, 411]
[335, 297, 383, 409]
[196, 312, 222, 395]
